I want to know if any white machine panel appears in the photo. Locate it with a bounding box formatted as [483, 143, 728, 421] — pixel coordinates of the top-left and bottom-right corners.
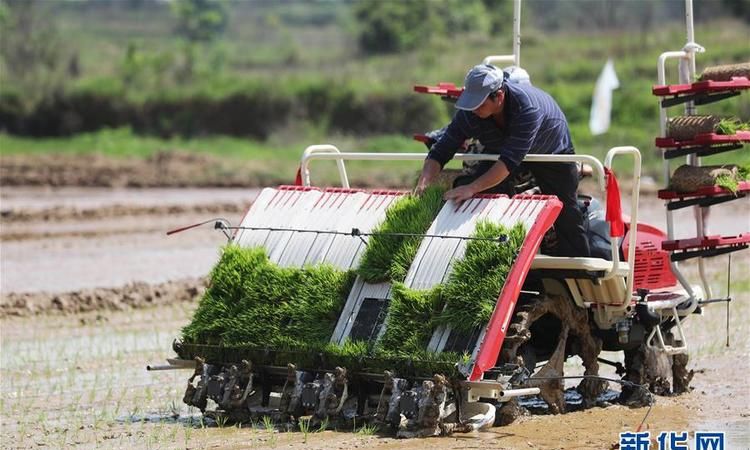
[234, 187, 403, 270]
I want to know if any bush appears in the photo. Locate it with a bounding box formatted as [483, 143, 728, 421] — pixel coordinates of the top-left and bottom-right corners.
[0, 78, 448, 139]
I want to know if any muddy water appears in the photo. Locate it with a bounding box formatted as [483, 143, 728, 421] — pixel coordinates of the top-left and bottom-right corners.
[0, 187, 259, 212]
[1, 187, 258, 294]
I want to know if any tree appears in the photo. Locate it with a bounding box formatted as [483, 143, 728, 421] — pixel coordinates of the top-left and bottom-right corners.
[0, 0, 65, 106]
[355, 0, 438, 54]
[480, 0, 514, 33]
[722, 0, 750, 22]
[170, 0, 229, 82]
[171, 0, 228, 43]
[354, 0, 494, 55]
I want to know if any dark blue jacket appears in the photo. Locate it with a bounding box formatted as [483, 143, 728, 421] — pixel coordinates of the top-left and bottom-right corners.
[427, 81, 574, 171]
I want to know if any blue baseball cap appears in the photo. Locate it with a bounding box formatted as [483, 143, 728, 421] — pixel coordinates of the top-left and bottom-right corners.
[455, 64, 505, 111]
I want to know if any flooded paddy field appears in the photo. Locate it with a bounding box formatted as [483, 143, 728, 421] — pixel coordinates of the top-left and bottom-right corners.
[1, 186, 749, 449]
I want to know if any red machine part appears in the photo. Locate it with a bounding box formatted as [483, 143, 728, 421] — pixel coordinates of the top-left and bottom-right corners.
[623, 221, 678, 290]
[470, 195, 563, 381]
[662, 233, 750, 251]
[652, 77, 750, 96]
[658, 181, 750, 199]
[655, 131, 750, 148]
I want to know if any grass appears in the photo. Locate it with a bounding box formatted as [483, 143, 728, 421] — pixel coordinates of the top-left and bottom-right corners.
[356, 186, 445, 283]
[0, 127, 430, 188]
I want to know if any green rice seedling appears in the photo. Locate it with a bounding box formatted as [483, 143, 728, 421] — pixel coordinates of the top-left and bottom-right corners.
[281, 267, 356, 345]
[317, 416, 329, 432]
[376, 282, 441, 355]
[357, 423, 378, 435]
[262, 415, 274, 431]
[216, 414, 229, 428]
[184, 424, 192, 447]
[298, 417, 311, 443]
[357, 187, 445, 283]
[182, 245, 355, 348]
[717, 117, 750, 135]
[263, 415, 277, 446]
[434, 221, 526, 331]
[715, 164, 750, 193]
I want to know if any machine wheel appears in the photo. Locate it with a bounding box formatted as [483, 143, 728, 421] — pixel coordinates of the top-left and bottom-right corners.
[621, 330, 693, 405]
[500, 294, 606, 413]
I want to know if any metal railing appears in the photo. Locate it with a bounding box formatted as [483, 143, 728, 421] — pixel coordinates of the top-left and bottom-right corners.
[299, 144, 641, 292]
[482, 0, 522, 68]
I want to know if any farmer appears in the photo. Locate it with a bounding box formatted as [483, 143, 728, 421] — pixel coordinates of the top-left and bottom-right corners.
[414, 64, 590, 257]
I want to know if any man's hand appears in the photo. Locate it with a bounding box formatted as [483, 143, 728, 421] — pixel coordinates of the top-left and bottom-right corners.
[413, 181, 428, 197]
[414, 158, 442, 196]
[443, 184, 478, 202]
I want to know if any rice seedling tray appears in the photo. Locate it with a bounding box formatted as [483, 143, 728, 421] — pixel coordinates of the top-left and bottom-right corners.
[662, 233, 750, 261]
[653, 78, 749, 107]
[656, 131, 750, 148]
[652, 78, 750, 96]
[658, 181, 750, 210]
[658, 181, 750, 199]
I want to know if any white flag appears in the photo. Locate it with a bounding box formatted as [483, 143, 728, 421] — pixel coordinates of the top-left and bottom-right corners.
[589, 59, 619, 136]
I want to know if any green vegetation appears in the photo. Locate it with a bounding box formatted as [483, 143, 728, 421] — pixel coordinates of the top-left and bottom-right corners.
[353, 0, 507, 54]
[356, 187, 445, 283]
[181, 245, 355, 347]
[435, 222, 525, 332]
[377, 283, 443, 355]
[717, 117, 750, 135]
[180, 210, 527, 377]
[715, 164, 750, 193]
[2, 2, 747, 181]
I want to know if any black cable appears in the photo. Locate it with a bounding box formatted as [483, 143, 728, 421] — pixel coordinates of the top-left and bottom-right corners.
[225, 225, 509, 243]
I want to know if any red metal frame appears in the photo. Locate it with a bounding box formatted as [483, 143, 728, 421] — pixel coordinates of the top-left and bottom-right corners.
[413, 82, 463, 98]
[652, 77, 750, 96]
[469, 194, 562, 381]
[656, 131, 750, 148]
[658, 181, 750, 199]
[662, 233, 750, 251]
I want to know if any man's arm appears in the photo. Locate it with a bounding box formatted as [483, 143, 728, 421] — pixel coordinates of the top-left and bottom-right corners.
[414, 113, 471, 195]
[443, 159, 510, 202]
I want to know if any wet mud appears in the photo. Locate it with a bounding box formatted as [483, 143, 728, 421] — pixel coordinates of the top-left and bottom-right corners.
[0, 151, 273, 188]
[0, 277, 205, 317]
